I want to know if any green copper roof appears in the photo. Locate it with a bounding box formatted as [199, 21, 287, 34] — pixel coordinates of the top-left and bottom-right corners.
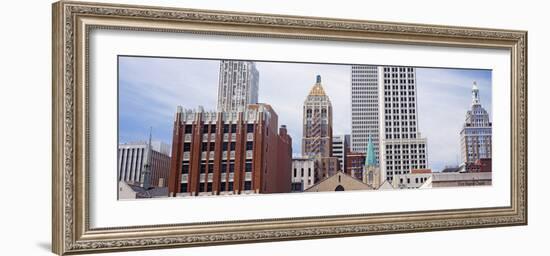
[365, 135, 377, 167]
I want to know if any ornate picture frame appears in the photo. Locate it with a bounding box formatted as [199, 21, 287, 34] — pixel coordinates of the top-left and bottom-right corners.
[52, 1, 527, 255]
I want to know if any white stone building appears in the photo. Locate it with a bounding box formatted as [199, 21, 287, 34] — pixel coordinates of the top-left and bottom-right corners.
[291, 158, 317, 192]
[351, 65, 380, 160]
[332, 135, 349, 172]
[460, 81, 492, 163]
[378, 66, 429, 183]
[217, 60, 259, 112]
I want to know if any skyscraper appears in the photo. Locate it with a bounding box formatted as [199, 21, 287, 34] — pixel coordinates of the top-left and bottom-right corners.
[351, 65, 380, 160]
[378, 66, 428, 183]
[302, 75, 340, 180]
[332, 135, 350, 172]
[460, 81, 492, 163]
[217, 60, 259, 112]
[302, 75, 333, 158]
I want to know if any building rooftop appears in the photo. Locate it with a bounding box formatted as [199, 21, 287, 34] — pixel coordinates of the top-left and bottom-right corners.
[308, 75, 327, 96]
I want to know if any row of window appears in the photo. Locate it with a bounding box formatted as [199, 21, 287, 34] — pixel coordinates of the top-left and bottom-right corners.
[181, 161, 253, 174]
[183, 124, 255, 134]
[180, 180, 253, 193]
[183, 141, 254, 152]
[384, 96, 417, 102]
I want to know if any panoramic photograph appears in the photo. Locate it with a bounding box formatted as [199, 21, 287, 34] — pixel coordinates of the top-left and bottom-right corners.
[117, 56, 493, 200]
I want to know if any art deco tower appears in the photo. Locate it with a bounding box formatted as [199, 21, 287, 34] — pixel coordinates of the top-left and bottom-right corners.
[302, 75, 333, 158]
[460, 81, 492, 163]
[217, 60, 259, 112]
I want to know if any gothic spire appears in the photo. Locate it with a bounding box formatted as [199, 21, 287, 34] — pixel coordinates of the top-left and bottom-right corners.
[365, 135, 377, 167]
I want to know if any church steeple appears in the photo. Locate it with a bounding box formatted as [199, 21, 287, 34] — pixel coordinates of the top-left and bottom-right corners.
[365, 135, 377, 167]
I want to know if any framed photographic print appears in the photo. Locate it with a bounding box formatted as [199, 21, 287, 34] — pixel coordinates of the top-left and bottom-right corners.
[52, 1, 527, 255]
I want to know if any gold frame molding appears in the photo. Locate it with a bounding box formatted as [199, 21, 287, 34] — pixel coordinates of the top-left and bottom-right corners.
[52, 1, 528, 255]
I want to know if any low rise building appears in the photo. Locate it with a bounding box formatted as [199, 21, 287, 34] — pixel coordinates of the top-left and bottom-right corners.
[167, 104, 292, 197]
[118, 140, 171, 188]
[430, 172, 492, 187]
[291, 157, 317, 192]
[118, 181, 169, 199]
[304, 171, 371, 192]
[392, 169, 432, 189]
[345, 151, 365, 180]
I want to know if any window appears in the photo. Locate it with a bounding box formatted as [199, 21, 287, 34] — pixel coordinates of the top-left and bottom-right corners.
[244, 181, 252, 190]
[231, 124, 237, 133]
[230, 142, 236, 151]
[200, 164, 206, 174]
[301, 168, 304, 177]
[184, 125, 192, 133]
[199, 183, 205, 192]
[223, 124, 230, 133]
[182, 164, 189, 174]
[228, 182, 234, 191]
[246, 141, 254, 150]
[247, 124, 254, 133]
[180, 183, 188, 192]
[207, 182, 213, 192]
[220, 182, 226, 191]
[245, 162, 252, 172]
[229, 164, 235, 173]
[183, 143, 191, 151]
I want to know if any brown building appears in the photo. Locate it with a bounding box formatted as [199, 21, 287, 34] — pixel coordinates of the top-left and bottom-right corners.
[167, 104, 292, 196]
[345, 150, 366, 180]
[465, 158, 492, 173]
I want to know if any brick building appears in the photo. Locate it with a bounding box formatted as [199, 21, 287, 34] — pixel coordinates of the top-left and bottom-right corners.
[345, 151, 366, 180]
[465, 158, 492, 173]
[167, 103, 292, 196]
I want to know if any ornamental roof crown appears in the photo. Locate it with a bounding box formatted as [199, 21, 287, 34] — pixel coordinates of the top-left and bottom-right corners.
[308, 75, 327, 96]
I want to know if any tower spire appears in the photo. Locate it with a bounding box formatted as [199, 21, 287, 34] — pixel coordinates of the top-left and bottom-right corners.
[365, 135, 377, 167]
[308, 75, 326, 96]
[141, 127, 153, 189]
[472, 81, 480, 105]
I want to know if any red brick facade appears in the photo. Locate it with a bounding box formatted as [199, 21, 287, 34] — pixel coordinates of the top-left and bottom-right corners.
[167, 104, 292, 196]
[466, 158, 492, 173]
[345, 151, 366, 180]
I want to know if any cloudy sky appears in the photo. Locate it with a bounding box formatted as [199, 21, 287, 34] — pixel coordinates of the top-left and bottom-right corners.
[118, 56, 492, 172]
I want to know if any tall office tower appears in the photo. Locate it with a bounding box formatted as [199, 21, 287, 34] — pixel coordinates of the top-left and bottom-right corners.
[332, 135, 350, 172]
[217, 60, 260, 112]
[302, 75, 334, 157]
[350, 65, 380, 161]
[460, 81, 492, 163]
[379, 66, 428, 183]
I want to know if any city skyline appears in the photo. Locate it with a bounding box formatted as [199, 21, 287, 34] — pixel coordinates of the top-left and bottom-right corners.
[118, 56, 492, 172]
